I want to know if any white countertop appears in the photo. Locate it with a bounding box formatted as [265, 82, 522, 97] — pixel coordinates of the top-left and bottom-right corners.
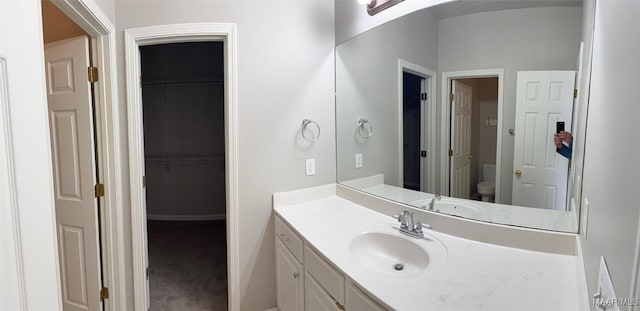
[275, 194, 583, 311]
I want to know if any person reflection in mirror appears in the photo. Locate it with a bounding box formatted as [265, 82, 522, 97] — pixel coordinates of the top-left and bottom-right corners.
[554, 131, 573, 159]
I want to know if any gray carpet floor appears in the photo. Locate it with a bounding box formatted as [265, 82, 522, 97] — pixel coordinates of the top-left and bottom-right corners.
[148, 220, 228, 311]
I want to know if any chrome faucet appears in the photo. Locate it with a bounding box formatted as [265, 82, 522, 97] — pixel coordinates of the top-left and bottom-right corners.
[428, 194, 441, 211]
[396, 210, 427, 239]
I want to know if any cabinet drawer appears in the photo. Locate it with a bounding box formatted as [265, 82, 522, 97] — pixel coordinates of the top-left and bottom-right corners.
[304, 244, 345, 305]
[275, 216, 303, 262]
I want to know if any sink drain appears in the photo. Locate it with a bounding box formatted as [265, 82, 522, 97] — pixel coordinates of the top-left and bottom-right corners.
[393, 263, 405, 271]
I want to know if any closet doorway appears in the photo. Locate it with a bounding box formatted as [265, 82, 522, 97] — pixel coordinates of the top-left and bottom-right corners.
[398, 60, 437, 194]
[141, 42, 227, 310]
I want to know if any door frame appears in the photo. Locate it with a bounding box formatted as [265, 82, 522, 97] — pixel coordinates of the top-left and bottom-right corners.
[397, 59, 436, 194]
[440, 69, 504, 202]
[124, 23, 239, 311]
[47, 1, 125, 310]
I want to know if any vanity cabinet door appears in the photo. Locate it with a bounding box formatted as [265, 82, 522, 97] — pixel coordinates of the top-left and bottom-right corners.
[276, 239, 304, 311]
[306, 272, 344, 311]
[346, 282, 388, 311]
[304, 245, 345, 305]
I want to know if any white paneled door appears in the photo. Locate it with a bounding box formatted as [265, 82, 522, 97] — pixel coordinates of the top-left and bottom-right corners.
[450, 80, 472, 199]
[512, 71, 575, 210]
[45, 36, 102, 311]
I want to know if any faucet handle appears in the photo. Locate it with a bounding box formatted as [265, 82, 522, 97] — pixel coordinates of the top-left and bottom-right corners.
[415, 222, 432, 234]
[414, 221, 423, 233]
[394, 213, 403, 222]
[396, 211, 411, 229]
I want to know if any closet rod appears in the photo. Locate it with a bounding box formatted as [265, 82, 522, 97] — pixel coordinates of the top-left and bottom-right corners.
[145, 155, 224, 165]
[142, 79, 224, 86]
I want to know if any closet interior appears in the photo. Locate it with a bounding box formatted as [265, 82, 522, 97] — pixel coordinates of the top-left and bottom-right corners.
[141, 41, 228, 311]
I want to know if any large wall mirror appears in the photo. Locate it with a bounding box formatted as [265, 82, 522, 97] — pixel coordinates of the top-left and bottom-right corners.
[336, 0, 596, 232]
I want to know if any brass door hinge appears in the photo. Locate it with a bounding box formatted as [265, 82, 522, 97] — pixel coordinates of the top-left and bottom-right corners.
[143, 176, 146, 188]
[88, 67, 98, 83]
[146, 267, 149, 280]
[573, 89, 578, 99]
[99, 287, 109, 301]
[421, 93, 428, 101]
[448, 149, 453, 157]
[449, 93, 454, 103]
[94, 183, 105, 198]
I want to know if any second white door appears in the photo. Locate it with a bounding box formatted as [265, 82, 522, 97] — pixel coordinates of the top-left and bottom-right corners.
[45, 36, 102, 311]
[450, 80, 472, 199]
[512, 71, 575, 210]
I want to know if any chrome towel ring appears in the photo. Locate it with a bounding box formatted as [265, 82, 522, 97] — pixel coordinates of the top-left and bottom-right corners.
[301, 119, 321, 142]
[357, 118, 373, 138]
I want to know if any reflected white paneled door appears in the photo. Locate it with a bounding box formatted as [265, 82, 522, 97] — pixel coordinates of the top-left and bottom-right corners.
[512, 71, 575, 210]
[45, 36, 101, 311]
[450, 80, 472, 199]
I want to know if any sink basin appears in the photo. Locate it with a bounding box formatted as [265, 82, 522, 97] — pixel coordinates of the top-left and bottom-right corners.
[349, 232, 430, 277]
[411, 198, 484, 219]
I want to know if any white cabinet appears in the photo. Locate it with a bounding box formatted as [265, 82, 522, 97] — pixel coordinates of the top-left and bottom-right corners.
[304, 244, 345, 306]
[346, 281, 387, 311]
[275, 215, 387, 311]
[275, 217, 304, 261]
[276, 238, 304, 311]
[305, 272, 343, 311]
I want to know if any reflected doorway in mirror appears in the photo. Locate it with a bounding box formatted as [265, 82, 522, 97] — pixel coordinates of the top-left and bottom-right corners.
[441, 70, 504, 205]
[398, 60, 437, 194]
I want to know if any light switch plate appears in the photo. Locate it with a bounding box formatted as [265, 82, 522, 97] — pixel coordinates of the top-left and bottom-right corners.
[594, 256, 619, 311]
[355, 153, 363, 169]
[305, 158, 316, 176]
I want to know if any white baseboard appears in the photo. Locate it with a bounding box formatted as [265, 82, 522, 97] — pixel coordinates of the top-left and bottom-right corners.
[146, 214, 226, 221]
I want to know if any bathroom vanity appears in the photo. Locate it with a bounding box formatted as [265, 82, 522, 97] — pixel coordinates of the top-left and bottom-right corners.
[273, 184, 589, 311]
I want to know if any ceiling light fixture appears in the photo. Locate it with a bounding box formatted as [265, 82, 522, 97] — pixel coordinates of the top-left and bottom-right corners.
[360, 0, 405, 16]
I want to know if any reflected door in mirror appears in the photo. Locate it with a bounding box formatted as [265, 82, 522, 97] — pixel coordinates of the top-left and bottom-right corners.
[512, 71, 575, 210]
[451, 80, 472, 199]
[403, 72, 425, 191]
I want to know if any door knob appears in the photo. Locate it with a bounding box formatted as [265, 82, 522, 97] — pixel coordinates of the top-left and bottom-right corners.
[515, 169, 522, 177]
[468, 154, 474, 159]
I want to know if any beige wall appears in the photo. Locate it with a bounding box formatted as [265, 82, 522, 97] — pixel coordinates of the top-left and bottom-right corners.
[114, 1, 336, 310]
[41, 0, 88, 44]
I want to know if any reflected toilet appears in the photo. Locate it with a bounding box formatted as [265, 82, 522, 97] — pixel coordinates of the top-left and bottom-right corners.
[477, 164, 496, 202]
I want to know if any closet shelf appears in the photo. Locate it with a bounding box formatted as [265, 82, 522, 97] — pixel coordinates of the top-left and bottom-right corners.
[145, 155, 224, 165]
[141, 79, 224, 86]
